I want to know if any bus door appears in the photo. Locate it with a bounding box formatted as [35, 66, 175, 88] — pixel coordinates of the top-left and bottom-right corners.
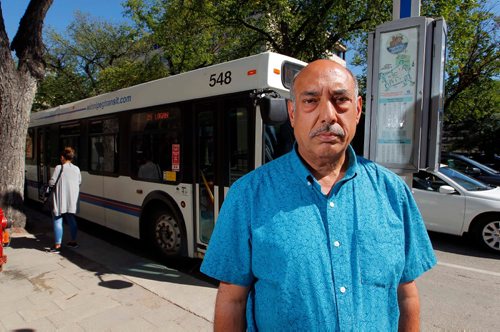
[195, 105, 218, 246]
[36, 128, 50, 200]
[194, 98, 253, 250]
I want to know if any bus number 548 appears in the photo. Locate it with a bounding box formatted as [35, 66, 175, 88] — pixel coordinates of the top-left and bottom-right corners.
[209, 71, 232, 87]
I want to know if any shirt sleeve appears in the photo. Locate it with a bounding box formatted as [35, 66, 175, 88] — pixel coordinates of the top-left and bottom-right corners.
[49, 165, 62, 186]
[200, 180, 254, 286]
[399, 183, 437, 283]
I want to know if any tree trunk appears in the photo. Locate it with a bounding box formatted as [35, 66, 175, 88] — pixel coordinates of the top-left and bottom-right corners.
[0, 0, 53, 228]
[0, 68, 37, 228]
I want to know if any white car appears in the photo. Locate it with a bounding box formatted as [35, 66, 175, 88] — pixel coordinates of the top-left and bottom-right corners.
[412, 166, 500, 253]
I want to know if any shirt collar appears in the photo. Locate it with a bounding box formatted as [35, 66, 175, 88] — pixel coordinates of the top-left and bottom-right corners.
[289, 143, 358, 186]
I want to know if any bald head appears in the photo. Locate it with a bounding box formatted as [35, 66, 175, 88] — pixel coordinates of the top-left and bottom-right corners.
[290, 60, 359, 109]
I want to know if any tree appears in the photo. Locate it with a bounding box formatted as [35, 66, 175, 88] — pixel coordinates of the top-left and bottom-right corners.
[125, 0, 240, 74]
[35, 12, 169, 110]
[421, 0, 499, 155]
[124, 0, 392, 67]
[443, 77, 499, 156]
[216, 0, 392, 61]
[422, 0, 499, 110]
[0, 0, 53, 227]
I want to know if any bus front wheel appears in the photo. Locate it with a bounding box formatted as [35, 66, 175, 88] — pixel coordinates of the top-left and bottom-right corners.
[150, 208, 185, 258]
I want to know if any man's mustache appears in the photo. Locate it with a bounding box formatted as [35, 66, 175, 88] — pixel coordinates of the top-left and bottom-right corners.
[309, 122, 345, 138]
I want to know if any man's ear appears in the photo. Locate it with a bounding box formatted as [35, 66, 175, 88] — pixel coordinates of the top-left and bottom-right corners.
[287, 100, 295, 128]
[355, 96, 362, 124]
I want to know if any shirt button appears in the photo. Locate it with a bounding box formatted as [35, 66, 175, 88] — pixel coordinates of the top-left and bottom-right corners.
[340, 287, 346, 293]
[329, 202, 335, 208]
[334, 241, 340, 247]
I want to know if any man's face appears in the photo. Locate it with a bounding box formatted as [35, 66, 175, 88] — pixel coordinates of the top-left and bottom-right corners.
[288, 60, 362, 163]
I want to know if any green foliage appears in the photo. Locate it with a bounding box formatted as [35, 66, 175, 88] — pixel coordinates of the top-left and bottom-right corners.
[32, 70, 89, 111]
[208, 0, 392, 61]
[97, 55, 169, 92]
[124, 0, 271, 73]
[152, 1, 223, 73]
[444, 79, 500, 155]
[124, 0, 392, 66]
[422, 0, 499, 105]
[34, 11, 168, 111]
[420, 0, 499, 154]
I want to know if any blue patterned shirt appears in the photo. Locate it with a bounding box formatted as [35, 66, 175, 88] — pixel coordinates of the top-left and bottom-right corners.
[201, 145, 436, 331]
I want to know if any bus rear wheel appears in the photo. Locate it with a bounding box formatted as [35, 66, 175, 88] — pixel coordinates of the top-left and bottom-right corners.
[150, 208, 185, 258]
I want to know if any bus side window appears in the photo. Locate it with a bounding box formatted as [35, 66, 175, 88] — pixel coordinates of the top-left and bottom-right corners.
[130, 108, 182, 183]
[227, 106, 250, 185]
[59, 123, 80, 166]
[26, 129, 34, 160]
[89, 118, 119, 174]
[132, 135, 162, 182]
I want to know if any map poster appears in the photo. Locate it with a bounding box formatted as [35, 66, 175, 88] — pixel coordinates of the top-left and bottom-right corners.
[375, 26, 419, 165]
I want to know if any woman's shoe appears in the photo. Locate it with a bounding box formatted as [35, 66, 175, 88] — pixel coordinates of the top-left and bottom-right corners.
[47, 246, 61, 253]
[66, 241, 79, 248]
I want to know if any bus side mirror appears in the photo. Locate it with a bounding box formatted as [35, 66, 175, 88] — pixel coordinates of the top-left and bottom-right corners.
[260, 96, 288, 125]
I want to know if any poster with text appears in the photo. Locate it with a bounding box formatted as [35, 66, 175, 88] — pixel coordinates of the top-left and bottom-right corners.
[376, 27, 419, 165]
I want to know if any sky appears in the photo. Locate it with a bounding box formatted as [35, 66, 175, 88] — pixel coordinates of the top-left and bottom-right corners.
[2, 0, 129, 41]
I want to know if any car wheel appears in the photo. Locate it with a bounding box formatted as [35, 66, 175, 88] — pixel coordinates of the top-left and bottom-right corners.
[472, 217, 500, 253]
[150, 208, 186, 258]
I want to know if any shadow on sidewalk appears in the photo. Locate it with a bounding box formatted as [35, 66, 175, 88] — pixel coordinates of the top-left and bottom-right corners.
[8, 209, 135, 290]
[11, 202, 216, 289]
[8, 230, 135, 290]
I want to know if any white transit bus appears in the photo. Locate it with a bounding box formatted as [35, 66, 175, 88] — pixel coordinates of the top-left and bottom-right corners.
[25, 52, 307, 258]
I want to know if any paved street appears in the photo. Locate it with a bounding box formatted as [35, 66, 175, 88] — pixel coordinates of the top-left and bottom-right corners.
[419, 232, 500, 331]
[1, 205, 499, 331]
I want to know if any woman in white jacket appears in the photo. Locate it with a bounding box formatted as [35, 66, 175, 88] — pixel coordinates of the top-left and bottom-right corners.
[48, 147, 81, 253]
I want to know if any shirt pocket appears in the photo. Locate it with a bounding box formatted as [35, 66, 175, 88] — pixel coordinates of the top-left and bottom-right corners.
[252, 209, 328, 283]
[357, 228, 404, 288]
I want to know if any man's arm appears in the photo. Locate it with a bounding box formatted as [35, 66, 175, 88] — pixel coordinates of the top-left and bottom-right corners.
[397, 281, 420, 332]
[214, 281, 251, 332]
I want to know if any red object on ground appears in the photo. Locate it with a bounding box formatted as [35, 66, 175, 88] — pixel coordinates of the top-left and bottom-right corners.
[0, 207, 12, 271]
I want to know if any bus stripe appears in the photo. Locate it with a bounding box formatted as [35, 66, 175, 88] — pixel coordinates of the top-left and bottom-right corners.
[79, 192, 141, 217]
[28, 181, 141, 217]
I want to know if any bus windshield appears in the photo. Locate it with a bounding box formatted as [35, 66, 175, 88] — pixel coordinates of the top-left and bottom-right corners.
[264, 120, 295, 163]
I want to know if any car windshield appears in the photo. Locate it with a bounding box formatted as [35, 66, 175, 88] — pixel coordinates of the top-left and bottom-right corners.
[445, 154, 500, 174]
[439, 167, 491, 191]
[462, 156, 500, 174]
[475, 162, 499, 174]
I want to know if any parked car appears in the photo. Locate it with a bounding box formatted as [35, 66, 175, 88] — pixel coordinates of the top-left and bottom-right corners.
[467, 153, 500, 172]
[412, 166, 500, 253]
[441, 152, 500, 187]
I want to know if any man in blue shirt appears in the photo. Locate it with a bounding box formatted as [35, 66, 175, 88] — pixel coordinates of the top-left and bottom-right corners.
[201, 59, 436, 331]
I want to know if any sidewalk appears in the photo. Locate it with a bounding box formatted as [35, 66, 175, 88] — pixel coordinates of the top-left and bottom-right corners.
[0, 205, 217, 331]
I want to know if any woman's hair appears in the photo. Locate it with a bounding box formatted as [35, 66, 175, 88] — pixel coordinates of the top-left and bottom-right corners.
[61, 147, 75, 161]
